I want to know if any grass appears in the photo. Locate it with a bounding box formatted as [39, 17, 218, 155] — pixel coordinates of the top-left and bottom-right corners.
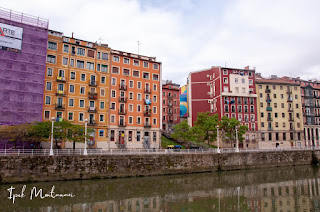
[161, 136, 186, 149]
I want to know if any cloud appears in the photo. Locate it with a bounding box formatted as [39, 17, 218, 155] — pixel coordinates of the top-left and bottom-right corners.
[2, 0, 320, 85]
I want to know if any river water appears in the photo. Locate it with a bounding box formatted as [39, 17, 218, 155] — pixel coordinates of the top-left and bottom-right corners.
[1, 165, 320, 211]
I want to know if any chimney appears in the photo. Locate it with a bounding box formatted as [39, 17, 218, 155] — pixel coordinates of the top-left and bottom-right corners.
[72, 32, 74, 38]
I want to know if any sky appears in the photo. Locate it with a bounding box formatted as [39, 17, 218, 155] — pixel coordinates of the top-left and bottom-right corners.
[2, 0, 320, 85]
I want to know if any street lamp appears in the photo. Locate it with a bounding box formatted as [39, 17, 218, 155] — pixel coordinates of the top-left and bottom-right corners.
[235, 126, 239, 152]
[84, 119, 88, 155]
[217, 125, 220, 153]
[50, 117, 55, 156]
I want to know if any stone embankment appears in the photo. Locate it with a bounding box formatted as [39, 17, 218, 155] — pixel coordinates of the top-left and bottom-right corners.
[0, 150, 319, 183]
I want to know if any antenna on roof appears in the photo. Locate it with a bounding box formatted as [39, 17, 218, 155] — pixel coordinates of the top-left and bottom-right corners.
[98, 37, 103, 45]
[137, 41, 141, 55]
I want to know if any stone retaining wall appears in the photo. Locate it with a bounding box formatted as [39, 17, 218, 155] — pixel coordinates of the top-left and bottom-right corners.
[0, 150, 319, 183]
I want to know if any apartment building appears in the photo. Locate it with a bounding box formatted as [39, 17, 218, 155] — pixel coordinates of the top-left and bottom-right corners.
[109, 50, 162, 149]
[188, 66, 258, 149]
[162, 80, 180, 134]
[43, 30, 111, 149]
[256, 76, 304, 149]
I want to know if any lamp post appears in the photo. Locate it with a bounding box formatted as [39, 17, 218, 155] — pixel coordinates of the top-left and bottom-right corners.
[235, 126, 239, 152]
[217, 125, 220, 153]
[84, 119, 88, 155]
[50, 117, 55, 156]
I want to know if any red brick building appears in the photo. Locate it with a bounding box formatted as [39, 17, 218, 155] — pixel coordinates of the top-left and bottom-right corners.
[162, 80, 180, 134]
[187, 66, 258, 148]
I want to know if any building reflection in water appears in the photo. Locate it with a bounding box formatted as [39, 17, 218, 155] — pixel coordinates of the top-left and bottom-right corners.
[2, 166, 320, 212]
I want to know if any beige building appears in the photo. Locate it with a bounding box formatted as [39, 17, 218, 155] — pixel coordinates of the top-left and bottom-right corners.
[256, 77, 304, 149]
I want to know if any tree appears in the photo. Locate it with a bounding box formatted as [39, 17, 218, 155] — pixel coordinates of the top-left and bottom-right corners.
[219, 116, 248, 147]
[192, 112, 219, 145]
[171, 120, 192, 143]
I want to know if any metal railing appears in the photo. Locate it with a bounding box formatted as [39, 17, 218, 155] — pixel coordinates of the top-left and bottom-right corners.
[0, 146, 319, 157]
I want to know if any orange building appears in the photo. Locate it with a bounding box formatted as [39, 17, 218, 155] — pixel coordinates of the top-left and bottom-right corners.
[109, 50, 162, 149]
[43, 30, 111, 149]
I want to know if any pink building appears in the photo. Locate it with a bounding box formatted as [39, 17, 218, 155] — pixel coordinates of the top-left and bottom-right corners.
[187, 66, 258, 148]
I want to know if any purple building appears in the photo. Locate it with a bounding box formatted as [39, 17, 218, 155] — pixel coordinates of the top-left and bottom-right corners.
[0, 8, 48, 126]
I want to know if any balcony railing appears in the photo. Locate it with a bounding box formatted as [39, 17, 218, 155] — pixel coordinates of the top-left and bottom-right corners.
[89, 80, 98, 87]
[88, 107, 97, 113]
[56, 90, 65, 96]
[118, 109, 126, 115]
[56, 76, 66, 82]
[54, 103, 65, 110]
[265, 89, 271, 93]
[144, 109, 152, 116]
[287, 98, 293, 102]
[267, 117, 273, 121]
[266, 107, 272, 111]
[88, 92, 98, 100]
[118, 121, 126, 127]
[286, 90, 292, 94]
[288, 108, 293, 112]
[144, 99, 152, 105]
[119, 84, 127, 90]
[144, 122, 151, 128]
[167, 96, 173, 99]
[144, 88, 151, 94]
[168, 103, 173, 107]
[288, 118, 294, 122]
[118, 97, 127, 103]
[88, 121, 96, 126]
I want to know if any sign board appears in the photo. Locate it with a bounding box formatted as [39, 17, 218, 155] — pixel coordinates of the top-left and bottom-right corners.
[0, 23, 23, 52]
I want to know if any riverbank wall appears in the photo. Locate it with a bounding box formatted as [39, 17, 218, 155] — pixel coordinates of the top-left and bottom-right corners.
[0, 150, 320, 183]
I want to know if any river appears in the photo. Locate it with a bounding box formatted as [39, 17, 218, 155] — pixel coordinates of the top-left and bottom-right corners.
[1, 165, 320, 211]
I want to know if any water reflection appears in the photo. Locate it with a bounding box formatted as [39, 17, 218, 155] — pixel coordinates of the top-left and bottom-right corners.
[1, 165, 320, 211]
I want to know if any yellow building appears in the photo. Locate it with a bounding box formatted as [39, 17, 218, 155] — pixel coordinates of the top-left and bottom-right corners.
[43, 30, 111, 149]
[256, 77, 304, 149]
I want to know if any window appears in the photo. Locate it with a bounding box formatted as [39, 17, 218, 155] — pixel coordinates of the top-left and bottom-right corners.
[102, 53, 108, 60]
[86, 62, 94, 70]
[69, 99, 74, 106]
[111, 90, 116, 98]
[223, 77, 228, 83]
[137, 93, 141, 101]
[100, 101, 105, 109]
[124, 58, 130, 64]
[133, 70, 139, 77]
[137, 82, 142, 89]
[101, 89, 105, 96]
[80, 86, 85, 94]
[44, 111, 50, 119]
[249, 79, 253, 85]
[97, 64, 101, 71]
[153, 63, 159, 70]
[79, 113, 84, 121]
[77, 48, 85, 56]
[45, 96, 51, 104]
[47, 55, 56, 63]
[235, 78, 238, 83]
[123, 68, 130, 76]
[129, 104, 133, 112]
[223, 70, 228, 75]
[81, 73, 86, 81]
[101, 65, 108, 73]
[112, 67, 119, 74]
[137, 104, 141, 112]
[86, 49, 95, 58]
[242, 78, 245, 83]
[153, 118, 157, 125]
[47, 68, 52, 76]
[48, 41, 57, 50]
[282, 113, 285, 118]
[113, 56, 119, 62]
[70, 59, 74, 67]
[46, 82, 52, 90]
[111, 78, 116, 85]
[129, 80, 134, 88]
[111, 103, 115, 110]
[129, 92, 133, 100]
[137, 131, 141, 141]
[143, 72, 149, 79]
[79, 100, 85, 108]
[143, 61, 149, 68]
[153, 95, 157, 102]
[76, 60, 85, 69]
[129, 116, 133, 124]
[134, 60, 139, 66]
[97, 52, 101, 59]
[110, 130, 115, 141]
[68, 113, 73, 121]
[153, 74, 159, 81]
[137, 117, 141, 124]
[110, 115, 115, 123]
[70, 72, 75, 80]
[69, 85, 75, 93]
[99, 115, 104, 122]
[99, 130, 104, 137]
[62, 57, 68, 65]
[101, 76, 106, 84]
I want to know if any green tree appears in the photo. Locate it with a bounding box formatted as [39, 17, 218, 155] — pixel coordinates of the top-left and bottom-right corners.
[219, 116, 248, 147]
[171, 120, 192, 143]
[192, 112, 219, 145]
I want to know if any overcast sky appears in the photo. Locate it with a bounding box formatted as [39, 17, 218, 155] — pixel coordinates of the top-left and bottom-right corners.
[3, 0, 320, 85]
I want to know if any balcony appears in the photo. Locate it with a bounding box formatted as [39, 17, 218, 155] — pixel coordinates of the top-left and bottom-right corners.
[88, 92, 98, 100]
[118, 121, 126, 127]
[54, 103, 65, 110]
[286, 90, 292, 94]
[144, 109, 152, 116]
[168, 111, 173, 115]
[144, 99, 152, 105]
[289, 117, 294, 122]
[119, 84, 127, 90]
[56, 90, 65, 96]
[89, 80, 98, 87]
[88, 121, 96, 126]
[266, 98, 271, 103]
[118, 109, 126, 115]
[288, 108, 293, 112]
[167, 95, 173, 100]
[144, 88, 151, 94]
[56, 76, 66, 82]
[287, 98, 293, 102]
[267, 117, 273, 121]
[265, 89, 271, 93]
[88, 106, 97, 113]
[144, 122, 151, 128]
[118, 97, 127, 103]
[266, 107, 272, 111]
